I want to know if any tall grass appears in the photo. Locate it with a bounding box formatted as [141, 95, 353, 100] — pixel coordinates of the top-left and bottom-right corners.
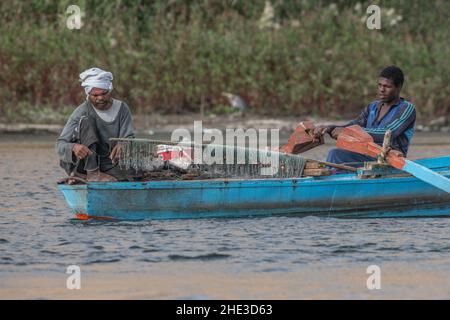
[0, 0, 449, 123]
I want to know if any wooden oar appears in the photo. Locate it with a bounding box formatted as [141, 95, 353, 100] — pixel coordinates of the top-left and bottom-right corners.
[337, 125, 450, 193]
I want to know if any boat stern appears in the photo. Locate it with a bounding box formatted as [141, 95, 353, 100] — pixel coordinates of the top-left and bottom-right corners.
[58, 184, 88, 219]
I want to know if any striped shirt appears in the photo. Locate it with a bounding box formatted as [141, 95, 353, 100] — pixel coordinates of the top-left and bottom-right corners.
[337, 98, 416, 155]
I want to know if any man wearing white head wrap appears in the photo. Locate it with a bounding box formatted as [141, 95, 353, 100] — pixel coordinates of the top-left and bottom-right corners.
[56, 67, 138, 183]
[79, 67, 114, 96]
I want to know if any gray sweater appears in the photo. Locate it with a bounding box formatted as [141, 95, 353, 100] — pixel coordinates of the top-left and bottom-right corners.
[56, 99, 135, 164]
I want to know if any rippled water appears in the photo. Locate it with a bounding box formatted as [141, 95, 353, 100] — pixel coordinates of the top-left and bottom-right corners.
[1, 133, 450, 299]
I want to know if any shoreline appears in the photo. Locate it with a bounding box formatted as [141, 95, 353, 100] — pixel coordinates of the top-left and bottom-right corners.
[0, 114, 342, 135]
[0, 114, 448, 135]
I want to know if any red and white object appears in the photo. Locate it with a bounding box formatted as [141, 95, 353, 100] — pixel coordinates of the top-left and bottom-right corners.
[156, 144, 193, 170]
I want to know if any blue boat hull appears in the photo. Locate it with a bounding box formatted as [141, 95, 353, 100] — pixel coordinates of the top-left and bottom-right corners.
[58, 156, 450, 220]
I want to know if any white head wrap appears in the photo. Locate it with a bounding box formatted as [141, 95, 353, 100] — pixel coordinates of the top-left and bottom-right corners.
[79, 67, 113, 95]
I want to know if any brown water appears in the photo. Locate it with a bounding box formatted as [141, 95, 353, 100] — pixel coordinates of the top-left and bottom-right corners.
[1, 133, 450, 299]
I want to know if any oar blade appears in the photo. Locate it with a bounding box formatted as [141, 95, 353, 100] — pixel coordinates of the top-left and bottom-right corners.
[335, 125, 450, 194]
[402, 159, 450, 193]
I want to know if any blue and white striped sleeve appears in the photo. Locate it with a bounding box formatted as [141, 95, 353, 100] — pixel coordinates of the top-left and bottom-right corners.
[364, 102, 416, 143]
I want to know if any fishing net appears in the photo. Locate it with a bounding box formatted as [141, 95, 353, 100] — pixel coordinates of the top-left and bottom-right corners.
[111, 138, 307, 179]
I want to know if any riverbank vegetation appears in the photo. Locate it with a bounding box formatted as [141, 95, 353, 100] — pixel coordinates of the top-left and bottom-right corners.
[0, 0, 448, 123]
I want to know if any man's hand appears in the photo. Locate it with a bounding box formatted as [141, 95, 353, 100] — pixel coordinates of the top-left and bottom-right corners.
[330, 127, 344, 140]
[109, 144, 123, 164]
[72, 143, 93, 159]
[312, 126, 331, 138]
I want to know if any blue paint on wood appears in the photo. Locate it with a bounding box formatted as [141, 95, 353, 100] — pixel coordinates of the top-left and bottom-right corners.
[403, 159, 450, 193]
[58, 155, 450, 220]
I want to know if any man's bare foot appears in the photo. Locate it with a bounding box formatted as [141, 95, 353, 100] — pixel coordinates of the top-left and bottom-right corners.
[86, 169, 117, 182]
[66, 172, 87, 185]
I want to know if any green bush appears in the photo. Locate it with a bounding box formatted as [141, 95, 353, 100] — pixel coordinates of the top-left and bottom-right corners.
[0, 0, 448, 123]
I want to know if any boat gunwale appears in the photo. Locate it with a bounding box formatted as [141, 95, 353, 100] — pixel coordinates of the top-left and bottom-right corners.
[57, 155, 450, 191]
[71, 170, 450, 191]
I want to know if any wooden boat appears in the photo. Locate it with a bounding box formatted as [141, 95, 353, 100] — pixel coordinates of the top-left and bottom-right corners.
[58, 155, 450, 220]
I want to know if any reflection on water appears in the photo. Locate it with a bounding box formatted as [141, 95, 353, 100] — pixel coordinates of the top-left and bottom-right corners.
[1, 133, 450, 299]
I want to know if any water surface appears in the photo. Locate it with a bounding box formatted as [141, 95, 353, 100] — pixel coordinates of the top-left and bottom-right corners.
[1, 133, 450, 299]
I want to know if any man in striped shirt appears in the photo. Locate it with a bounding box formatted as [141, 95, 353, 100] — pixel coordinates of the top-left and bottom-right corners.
[314, 66, 416, 165]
